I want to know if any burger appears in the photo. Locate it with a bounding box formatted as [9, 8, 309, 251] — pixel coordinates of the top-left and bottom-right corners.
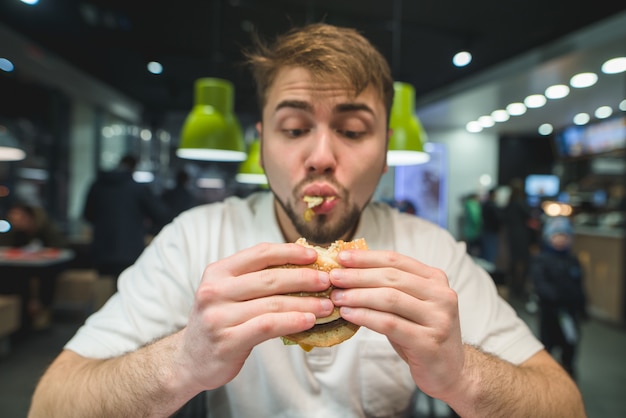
[279, 237, 368, 351]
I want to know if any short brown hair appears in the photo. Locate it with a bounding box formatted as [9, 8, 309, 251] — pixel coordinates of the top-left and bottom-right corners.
[244, 23, 394, 117]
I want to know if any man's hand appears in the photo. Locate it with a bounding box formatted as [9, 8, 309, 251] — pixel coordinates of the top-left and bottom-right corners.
[329, 249, 586, 417]
[328, 248, 464, 398]
[176, 242, 336, 392]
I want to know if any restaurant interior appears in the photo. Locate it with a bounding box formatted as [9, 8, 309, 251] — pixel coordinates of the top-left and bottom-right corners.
[1, 1, 626, 416]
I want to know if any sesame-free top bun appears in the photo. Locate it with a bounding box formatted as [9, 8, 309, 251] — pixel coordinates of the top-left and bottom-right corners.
[281, 237, 367, 348]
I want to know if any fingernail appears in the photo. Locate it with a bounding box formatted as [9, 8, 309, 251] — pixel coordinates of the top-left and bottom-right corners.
[318, 271, 330, 285]
[320, 298, 334, 310]
[332, 290, 344, 302]
[330, 269, 344, 280]
[338, 251, 350, 262]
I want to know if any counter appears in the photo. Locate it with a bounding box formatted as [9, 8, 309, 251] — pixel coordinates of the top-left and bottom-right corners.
[573, 227, 625, 326]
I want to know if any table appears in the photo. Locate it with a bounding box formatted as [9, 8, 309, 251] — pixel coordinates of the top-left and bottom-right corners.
[0, 247, 75, 337]
[0, 247, 75, 267]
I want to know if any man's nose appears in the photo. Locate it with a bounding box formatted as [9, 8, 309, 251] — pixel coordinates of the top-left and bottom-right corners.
[305, 126, 337, 175]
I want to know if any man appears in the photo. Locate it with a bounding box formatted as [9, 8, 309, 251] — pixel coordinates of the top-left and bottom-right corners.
[82, 154, 170, 287]
[29, 23, 584, 417]
[161, 168, 198, 222]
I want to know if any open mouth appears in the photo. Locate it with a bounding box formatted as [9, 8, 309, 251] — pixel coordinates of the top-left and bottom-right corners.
[303, 195, 336, 221]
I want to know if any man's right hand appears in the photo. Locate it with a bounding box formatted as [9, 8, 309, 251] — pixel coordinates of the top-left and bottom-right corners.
[173, 242, 335, 392]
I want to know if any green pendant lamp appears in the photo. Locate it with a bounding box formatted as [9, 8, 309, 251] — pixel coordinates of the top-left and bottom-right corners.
[236, 138, 268, 186]
[177, 78, 246, 162]
[387, 82, 430, 166]
[0, 124, 26, 162]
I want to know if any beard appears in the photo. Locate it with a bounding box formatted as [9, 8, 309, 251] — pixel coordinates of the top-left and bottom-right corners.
[272, 177, 362, 245]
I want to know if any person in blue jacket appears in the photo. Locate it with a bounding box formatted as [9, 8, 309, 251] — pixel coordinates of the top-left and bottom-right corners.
[530, 216, 588, 379]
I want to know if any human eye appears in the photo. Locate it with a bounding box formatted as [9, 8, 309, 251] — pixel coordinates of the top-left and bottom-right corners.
[334, 117, 369, 140]
[281, 128, 310, 138]
[336, 129, 366, 140]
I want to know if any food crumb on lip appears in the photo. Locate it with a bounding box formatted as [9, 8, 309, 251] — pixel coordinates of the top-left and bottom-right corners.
[302, 195, 335, 222]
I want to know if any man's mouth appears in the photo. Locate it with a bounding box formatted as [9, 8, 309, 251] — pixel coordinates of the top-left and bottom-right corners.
[303, 195, 337, 221]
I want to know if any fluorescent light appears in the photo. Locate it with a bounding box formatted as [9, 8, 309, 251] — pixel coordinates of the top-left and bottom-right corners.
[0, 220, 10, 233]
[538, 123, 553, 136]
[147, 61, 163, 75]
[573, 113, 590, 125]
[452, 51, 472, 67]
[506, 102, 527, 116]
[570, 72, 598, 88]
[0, 58, 15, 72]
[601, 57, 626, 74]
[491, 109, 510, 122]
[620, 99, 626, 112]
[133, 171, 154, 183]
[466, 121, 482, 133]
[594, 106, 613, 119]
[478, 115, 495, 128]
[524, 94, 547, 108]
[545, 84, 570, 99]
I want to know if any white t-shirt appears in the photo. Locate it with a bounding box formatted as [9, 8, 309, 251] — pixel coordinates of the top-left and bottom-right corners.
[66, 192, 543, 417]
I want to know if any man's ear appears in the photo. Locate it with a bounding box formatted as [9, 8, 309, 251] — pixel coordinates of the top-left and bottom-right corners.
[383, 128, 392, 174]
[256, 121, 264, 168]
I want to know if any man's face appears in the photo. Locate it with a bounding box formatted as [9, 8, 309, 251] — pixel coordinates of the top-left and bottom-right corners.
[258, 67, 388, 245]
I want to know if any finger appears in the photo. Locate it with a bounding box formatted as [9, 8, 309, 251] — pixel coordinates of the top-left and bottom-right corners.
[337, 249, 444, 283]
[331, 286, 456, 328]
[338, 305, 423, 346]
[329, 266, 448, 301]
[211, 242, 318, 277]
[207, 266, 331, 302]
[224, 311, 318, 348]
[209, 295, 335, 329]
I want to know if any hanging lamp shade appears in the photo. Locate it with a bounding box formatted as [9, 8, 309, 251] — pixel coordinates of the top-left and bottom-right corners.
[387, 82, 430, 166]
[0, 125, 26, 162]
[236, 139, 268, 186]
[177, 78, 246, 162]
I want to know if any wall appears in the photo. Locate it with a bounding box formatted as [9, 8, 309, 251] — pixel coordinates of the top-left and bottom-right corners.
[68, 102, 97, 237]
[429, 129, 499, 238]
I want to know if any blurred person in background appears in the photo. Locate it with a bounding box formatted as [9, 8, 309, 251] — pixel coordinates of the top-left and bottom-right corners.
[461, 192, 482, 256]
[0, 202, 68, 330]
[530, 216, 587, 380]
[480, 187, 502, 264]
[82, 154, 170, 288]
[503, 178, 533, 299]
[161, 168, 198, 222]
[0, 202, 67, 249]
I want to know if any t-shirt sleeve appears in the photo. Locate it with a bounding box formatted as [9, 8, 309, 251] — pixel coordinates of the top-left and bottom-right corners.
[64, 210, 204, 358]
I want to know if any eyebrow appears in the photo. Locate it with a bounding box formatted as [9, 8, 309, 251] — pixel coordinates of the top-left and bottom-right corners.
[274, 100, 375, 116]
[334, 103, 375, 116]
[275, 100, 312, 112]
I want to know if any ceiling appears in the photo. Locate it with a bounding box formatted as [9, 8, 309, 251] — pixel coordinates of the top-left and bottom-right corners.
[1, 0, 626, 136]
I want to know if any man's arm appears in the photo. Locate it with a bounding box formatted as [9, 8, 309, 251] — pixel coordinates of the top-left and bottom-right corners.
[330, 248, 586, 417]
[29, 332, 200, 418]
[29, 242, 333, 417]
[443, 346, 584, 418]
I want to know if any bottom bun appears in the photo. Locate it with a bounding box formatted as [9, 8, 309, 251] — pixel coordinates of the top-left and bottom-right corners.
[282, 317, 360, 348]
